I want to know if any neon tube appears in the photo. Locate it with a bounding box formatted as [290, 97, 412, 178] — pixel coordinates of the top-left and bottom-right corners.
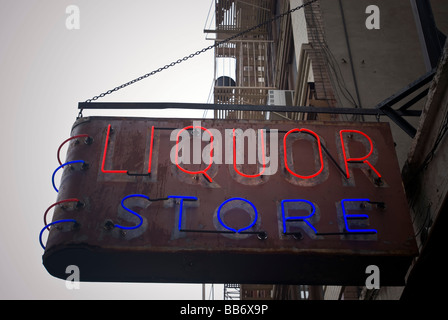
[39, 219, 77, 250]
[57, 134, 90, 166]
[217, 198, 258, 233]
[101, 124, 127, 174]
[52, 160, 86, 193]
[283, 128, 324, 179]
[43, 199, 80, 230]
[175, 126, 214, 182]
[281, 199, 317, 234]
[233, 129, 266, 178]
[339, 130, 381, 179]
[167, 196, 199, 231]
[341, 199, 378, 234]
[101, 124, 155, 175]
[114, 194, 150, 230]
[148, 126, 155, 174]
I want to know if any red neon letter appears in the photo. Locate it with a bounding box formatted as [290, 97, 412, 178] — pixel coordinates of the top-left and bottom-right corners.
[283, 128, 324, 179]
[233, 129, 266, 178]
[101, 124, 127, 174]
[148, 125, 155, 174]
[339, 130, 381, 179]
[175, 126, 214, 182]
[101, 124, 155, 174]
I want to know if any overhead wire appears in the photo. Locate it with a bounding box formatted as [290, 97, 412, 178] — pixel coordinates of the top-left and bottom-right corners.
[306, 2, 359, 122]
[337, 0, 363, 121]
[79, 0, 318, 118]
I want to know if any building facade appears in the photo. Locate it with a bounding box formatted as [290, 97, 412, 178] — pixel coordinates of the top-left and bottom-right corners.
[205, 0, 447, 300]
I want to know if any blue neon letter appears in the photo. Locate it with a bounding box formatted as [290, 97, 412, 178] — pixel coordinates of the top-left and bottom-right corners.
[341, 199, 377, 233]
[115, 194, 150, 230]
[168, 196, 199, 231]
[281, 199, 318, 234]
[217, 198, 258, 233]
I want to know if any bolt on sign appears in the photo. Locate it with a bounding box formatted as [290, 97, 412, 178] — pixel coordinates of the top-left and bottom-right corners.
[42, 117, 418, 285]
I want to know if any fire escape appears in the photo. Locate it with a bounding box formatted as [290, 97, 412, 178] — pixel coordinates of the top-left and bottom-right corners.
[205, 0, 276, 119]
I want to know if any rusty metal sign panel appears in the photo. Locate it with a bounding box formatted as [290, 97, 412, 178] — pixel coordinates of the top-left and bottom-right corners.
[42, 117, 418, 285]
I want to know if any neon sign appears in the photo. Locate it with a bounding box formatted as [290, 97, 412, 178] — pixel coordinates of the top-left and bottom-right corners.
[41, 117, 418, 285]
[46, 122, 385, 240]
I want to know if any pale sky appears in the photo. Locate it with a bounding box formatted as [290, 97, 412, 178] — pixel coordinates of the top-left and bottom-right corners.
[0, 0, 222, 299]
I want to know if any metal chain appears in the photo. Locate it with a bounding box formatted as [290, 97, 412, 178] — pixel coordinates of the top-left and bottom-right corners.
[80, 0, 317, 115]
